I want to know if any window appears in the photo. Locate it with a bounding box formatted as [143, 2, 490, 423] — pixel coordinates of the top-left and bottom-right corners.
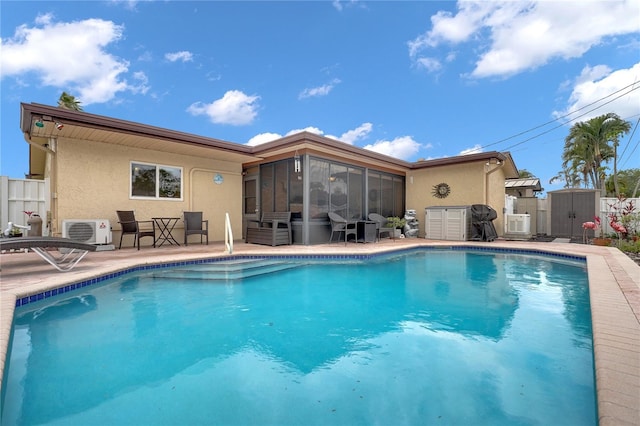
[131, 162, 182, 200]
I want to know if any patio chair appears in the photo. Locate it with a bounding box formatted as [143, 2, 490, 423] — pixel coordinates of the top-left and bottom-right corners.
[328, 212, 357, 245]
[116, 210, 156, 250]
[183, 211, 209, 246]
[368, 213, 394, 240]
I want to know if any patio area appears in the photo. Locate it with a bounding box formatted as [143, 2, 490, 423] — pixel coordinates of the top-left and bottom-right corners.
[1, 238, 638, 425]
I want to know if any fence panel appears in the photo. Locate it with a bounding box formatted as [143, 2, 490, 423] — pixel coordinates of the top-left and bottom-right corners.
[599, 197, 640, 236]
[0, 176, 47, 234]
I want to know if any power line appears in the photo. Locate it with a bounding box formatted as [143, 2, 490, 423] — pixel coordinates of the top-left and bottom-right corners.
[481, 81, 640, 151]
[618, 116, 639, 168]
[501, 85, 640, 152]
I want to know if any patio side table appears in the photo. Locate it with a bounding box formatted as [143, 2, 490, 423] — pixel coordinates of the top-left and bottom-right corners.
[357, 220, 377, 243]
[152, 217, 181, 247]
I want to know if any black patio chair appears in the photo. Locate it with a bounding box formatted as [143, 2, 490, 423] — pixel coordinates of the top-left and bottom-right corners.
[116, 210, 156, 250]
[183, 211, 209, 246]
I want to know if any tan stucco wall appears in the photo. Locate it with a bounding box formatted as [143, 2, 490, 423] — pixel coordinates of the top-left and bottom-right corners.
[406, 162, 507, 238]
[53, 138, 243, 245]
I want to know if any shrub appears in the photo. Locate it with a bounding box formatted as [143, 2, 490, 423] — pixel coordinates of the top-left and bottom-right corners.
[617, 239, 640, 254]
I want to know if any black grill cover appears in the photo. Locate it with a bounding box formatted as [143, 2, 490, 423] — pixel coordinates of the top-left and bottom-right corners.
[470, 204, 498, 242]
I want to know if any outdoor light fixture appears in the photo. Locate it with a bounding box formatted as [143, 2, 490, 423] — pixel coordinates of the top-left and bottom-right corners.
[294, 151, 301, 173]
[55, 122, 64, 130]
[35, 119, 44, 128]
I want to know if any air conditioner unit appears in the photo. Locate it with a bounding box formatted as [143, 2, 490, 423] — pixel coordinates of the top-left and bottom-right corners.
[505, 214, 531, 239]
[62, 219, 112, 244]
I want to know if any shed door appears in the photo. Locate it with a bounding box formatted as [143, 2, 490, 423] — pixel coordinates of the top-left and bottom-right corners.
[550, 192, 573, 237]
[445, 208, 466, 241]
[550, 191, 597, 238]
[425, 209, 444, 239]
[571, 192, 596, 237]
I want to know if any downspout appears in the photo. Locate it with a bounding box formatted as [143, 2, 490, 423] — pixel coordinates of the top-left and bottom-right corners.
[23, 133, 57, 235]
[485, 159, 504, 235]
[484, 160, 504, 205]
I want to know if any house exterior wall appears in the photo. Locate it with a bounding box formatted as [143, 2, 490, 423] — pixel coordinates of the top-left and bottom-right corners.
[53, 138, 244, 245]
[406, 162, 508, 238]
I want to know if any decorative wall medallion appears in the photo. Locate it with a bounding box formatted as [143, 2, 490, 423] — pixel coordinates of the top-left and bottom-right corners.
[432, 182, 451, 198]
[213, 173, 224, 185]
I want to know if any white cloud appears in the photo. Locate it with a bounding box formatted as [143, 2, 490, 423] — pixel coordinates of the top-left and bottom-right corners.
[553, 62, 640, 123]
[299, 78, 341, 99]
[246, 132, 282, 146]
[332, 0, 361, 11]
[459, 144, 483, 155]
[130, 71, 150, 95]
[416, 57, 442, 73]
[246, 123, 421, 161]
[165, 51, 193, 62]
[409, 0, 640, 78]
[337, 122, 373, 144]
[0, 14, 145, 104]
[187, 90, 260, 126]
[246, 123, 371, 146]
[363, 136, 421, 160]
[286, 127, 324, 136]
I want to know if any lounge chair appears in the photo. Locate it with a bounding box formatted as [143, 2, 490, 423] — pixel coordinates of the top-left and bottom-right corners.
[368, 213, 394, 240]
[116, 210, 156, 250]
[183, 211, 209, 246]
[328, 212, 357, 245]
[0, 236, 97, 272]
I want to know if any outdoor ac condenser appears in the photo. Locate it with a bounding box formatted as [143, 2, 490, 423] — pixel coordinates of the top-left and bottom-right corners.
[504, 214, 532, 240]
[62, 219, 112, 244]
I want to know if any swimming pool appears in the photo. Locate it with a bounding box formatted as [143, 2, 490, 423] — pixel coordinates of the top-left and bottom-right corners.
[1, 249, 595, 425]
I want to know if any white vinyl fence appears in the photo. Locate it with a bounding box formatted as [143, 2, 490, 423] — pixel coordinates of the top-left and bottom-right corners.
[0, 176, 48, 235]
[599, 197, 640, 236]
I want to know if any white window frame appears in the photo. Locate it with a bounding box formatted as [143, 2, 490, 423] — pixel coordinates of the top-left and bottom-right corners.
[130, 161, 183, 201]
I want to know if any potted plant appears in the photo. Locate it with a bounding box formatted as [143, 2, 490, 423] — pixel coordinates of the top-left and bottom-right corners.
[386, 216, 406, 238]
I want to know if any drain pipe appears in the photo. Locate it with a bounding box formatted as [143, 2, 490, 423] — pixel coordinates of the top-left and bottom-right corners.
[484, 159, 504, 205]
[23, 133, 57, 235]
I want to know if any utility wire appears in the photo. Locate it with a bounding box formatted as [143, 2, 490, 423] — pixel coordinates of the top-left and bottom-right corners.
[480, 81, 640, 150]
[501, 85, 640, 152]
[619, 136, 639, 169]
[618, 116, 639, 169]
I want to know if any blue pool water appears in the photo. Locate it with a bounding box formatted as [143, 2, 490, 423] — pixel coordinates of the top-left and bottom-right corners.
[2, 249, 595, 426]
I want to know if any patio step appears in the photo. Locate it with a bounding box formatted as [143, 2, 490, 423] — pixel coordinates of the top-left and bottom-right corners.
[149, 258, 298, 281]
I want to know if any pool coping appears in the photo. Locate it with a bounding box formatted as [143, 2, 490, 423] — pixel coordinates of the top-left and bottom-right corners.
[1, 239, 638, 425]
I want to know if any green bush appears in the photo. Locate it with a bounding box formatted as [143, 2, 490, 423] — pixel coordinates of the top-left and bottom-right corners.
[617, 239, 640, 253]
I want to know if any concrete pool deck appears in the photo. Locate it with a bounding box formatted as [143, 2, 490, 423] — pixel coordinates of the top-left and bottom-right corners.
[1, 238, 638, 425]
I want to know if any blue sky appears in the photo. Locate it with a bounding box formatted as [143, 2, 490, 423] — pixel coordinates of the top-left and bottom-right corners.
[1, 0, 639, 194]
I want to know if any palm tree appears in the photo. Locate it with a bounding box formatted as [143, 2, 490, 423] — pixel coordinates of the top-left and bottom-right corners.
[562, 113, 631, 194]
[518, 169, 536, 179]
[57, 92, 83, 111]
[549, 169, 582, 188]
